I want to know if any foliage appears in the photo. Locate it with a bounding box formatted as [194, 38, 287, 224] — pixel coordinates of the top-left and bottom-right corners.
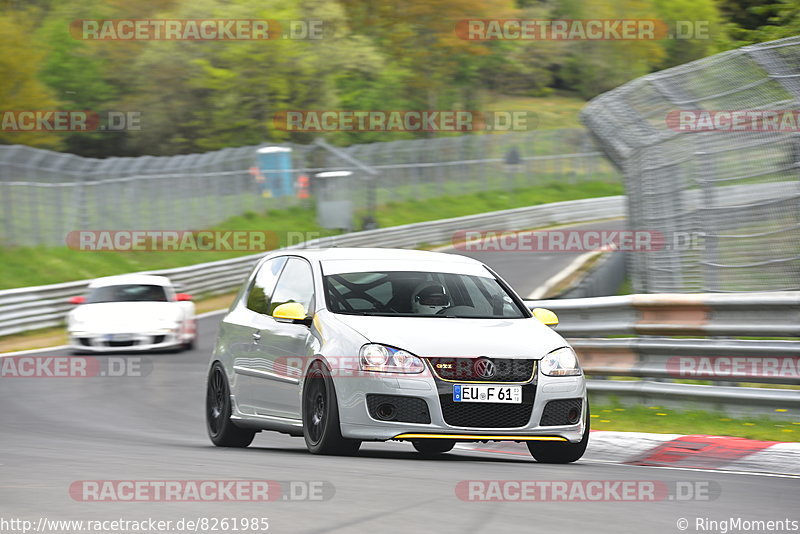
[0, 0, 783, 156]
[0, 10, 64, 150]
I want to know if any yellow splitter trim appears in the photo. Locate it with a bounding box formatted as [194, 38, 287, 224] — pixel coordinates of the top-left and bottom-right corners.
[394, 433, 567, 441]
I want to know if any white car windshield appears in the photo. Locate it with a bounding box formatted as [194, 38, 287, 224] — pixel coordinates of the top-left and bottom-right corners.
[86, 284, 169, 303]
[323, 271, 527, 318]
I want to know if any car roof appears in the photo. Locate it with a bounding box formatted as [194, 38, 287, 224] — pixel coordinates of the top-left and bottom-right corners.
[87, 274, 173, 288]
[278, 247, 482, 264]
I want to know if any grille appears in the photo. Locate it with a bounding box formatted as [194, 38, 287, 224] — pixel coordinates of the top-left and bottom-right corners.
[107, 340, 137, 347]
[366, 395, 431, 424]
[539, 398, 583, 426]
[78, 338, 92, 347]
[427, 358, 535, 382]
[438, 385, 535, 428]
[152, 335, 166, 344]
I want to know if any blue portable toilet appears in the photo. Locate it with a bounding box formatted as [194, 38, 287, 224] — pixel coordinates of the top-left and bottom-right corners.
[256, 146, 293, 198]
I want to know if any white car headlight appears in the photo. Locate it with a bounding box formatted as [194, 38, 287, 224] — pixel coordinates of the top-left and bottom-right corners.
[359, 344, 424, 374]
[156, 325, 180, 334]
[540, 347, 581, 377]
[68, 319, 87, 333]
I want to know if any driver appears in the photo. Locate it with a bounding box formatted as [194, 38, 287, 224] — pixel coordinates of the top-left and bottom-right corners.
[411, 283, 450, 315]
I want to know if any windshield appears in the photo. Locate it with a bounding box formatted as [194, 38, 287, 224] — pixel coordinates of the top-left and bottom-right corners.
[86, 284, 169, 303]
[323, 271, 527, 318]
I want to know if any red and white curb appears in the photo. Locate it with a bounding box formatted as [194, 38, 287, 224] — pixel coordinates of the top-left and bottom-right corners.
[460, 431, 800, 476]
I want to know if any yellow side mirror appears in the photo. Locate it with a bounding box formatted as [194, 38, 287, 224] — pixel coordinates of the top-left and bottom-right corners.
[532, 307, 559, 327]
[272, 302, 308, 323]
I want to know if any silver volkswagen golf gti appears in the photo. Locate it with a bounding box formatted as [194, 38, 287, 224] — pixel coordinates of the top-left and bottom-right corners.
[206, 248, 589, 463]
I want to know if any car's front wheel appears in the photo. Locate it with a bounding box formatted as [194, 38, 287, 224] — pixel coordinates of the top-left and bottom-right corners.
[206, 362, 255, 447]
[302, 361, 360, 455]
[527, 403, 590, 463]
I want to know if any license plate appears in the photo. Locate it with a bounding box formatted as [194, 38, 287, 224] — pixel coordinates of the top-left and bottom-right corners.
[453, 384, 522, 404]
[106, 333, 133, 341]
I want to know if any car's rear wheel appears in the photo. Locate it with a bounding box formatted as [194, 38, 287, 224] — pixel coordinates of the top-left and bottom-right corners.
[206, 362, 255, 447]
[527, 403, 589, 463]
[302, 361, 360, 455]
[412, 439, 455, 455]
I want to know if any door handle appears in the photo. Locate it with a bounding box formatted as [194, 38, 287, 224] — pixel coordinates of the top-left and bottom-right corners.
[252, 332, 261, 341]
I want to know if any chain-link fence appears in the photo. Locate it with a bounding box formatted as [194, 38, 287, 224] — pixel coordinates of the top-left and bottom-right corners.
[582, 36, 800, 293]
[0, 129, 618, 246]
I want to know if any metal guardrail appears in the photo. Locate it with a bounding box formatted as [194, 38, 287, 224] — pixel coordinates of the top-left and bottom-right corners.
[571, 338, 799, 385]
[0, 196, 624, 337]
[529, 293, 800, 338]
[526, 294, 800, 417]
[586, 380, 799, 416]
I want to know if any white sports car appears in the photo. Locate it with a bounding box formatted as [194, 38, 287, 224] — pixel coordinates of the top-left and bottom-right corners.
[67, 274, 197, 352]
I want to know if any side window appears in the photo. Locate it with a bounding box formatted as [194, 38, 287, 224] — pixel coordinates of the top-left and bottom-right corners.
[269, 258, 315, 315]
[246, 257, 288, 314]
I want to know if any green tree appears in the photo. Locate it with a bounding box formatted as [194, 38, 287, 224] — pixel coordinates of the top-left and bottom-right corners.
[554, 0, 666, 98]
[0, 10, 63, 150]
[748, 0, 800, 42]
[651, 0, 728, 69]
[339, 0, 515, 110]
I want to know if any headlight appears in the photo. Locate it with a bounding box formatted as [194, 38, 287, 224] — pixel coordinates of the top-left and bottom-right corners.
[359, 344, 424, 374]
[156, 327, 179, 334]
[68, 321, 87, 333]
[540, 347, 581, 377]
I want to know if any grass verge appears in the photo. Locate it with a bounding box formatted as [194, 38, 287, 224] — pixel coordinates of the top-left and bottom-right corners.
[484, 93, 587, 131]
[590, 402, 799, 442]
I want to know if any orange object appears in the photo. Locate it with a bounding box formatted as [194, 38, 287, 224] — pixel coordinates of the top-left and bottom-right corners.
[297, 174, 310, 199]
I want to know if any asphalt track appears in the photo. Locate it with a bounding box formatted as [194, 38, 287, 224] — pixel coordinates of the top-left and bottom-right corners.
[1, 221, 797, 534]
[445, 219, 627, 297]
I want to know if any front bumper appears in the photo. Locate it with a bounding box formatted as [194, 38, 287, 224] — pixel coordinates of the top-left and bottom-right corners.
[333, 365, 587, 443]
[68, 331, 184, 352]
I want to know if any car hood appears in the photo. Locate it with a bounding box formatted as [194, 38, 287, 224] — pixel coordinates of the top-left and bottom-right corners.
[330, 314, 568, 359]
[69, 302, 181, 333]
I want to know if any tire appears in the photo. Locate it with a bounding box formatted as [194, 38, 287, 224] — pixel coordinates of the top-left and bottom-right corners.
[206, 362, 256, 448]
[527, 402, 590, 464]
[302, 361, 361, 455]
[412, 439, 455, 455]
